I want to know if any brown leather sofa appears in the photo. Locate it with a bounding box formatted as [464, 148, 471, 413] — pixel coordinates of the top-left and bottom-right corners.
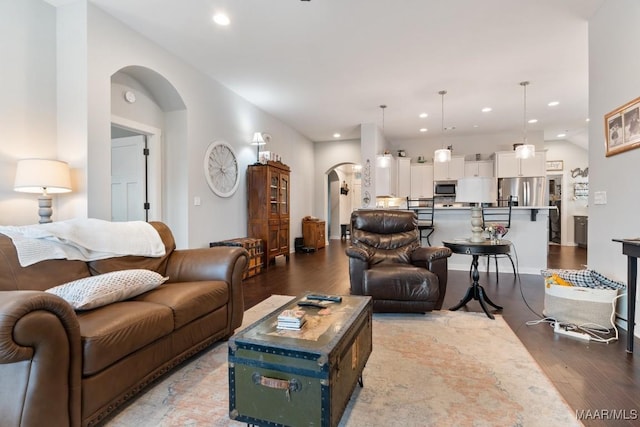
[345, 210, 451, 313]
[0, 222, 249, 427]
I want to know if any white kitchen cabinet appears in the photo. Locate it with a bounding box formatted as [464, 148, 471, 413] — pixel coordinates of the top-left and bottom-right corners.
[495, 151, 546, 178]
[464, 160, 494, 178]
[433, 156, 464, 181]
[396, 157, 412, 198]
[410, 164, 434, 198]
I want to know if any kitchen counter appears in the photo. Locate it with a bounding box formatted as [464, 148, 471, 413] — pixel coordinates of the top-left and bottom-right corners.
[428, 206, 551, 274]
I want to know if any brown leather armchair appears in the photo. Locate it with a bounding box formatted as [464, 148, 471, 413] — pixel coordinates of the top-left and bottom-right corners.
[345, 210, 452, 313]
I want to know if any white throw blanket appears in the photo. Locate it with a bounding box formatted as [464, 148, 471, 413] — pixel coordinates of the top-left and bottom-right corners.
[0, 218, 166, 267]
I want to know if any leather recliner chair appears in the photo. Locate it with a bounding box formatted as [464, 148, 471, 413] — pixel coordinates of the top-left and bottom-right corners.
[345, 209, 452, 313]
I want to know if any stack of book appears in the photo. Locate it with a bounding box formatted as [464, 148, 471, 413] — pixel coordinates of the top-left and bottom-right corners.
[277, 309, 307, 330]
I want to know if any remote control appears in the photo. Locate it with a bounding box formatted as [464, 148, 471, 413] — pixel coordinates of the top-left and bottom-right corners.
[306, 294, 342, 303]
[297, 301, 329, 309]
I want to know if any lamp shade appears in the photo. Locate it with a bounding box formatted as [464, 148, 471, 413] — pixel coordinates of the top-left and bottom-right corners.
[434, 148, 451, 163]
[456, 177, 495, 204]
[14, 159, 72, 194]
[515, 144, 536, 159]
[251, 132, 266, 145]
[376, 153, 392, 168]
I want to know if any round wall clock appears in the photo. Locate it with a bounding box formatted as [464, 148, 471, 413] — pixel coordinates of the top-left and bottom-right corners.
[204, 140, 239, 197]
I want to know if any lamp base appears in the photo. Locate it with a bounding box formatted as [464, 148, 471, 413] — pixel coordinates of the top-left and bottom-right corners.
[469, 206, 484, 243]
[38, 194, 53, 224]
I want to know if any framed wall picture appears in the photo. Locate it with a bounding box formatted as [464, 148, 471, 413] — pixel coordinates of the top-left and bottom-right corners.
[605, 95, 640, 157]
[546, 160, 564, 172]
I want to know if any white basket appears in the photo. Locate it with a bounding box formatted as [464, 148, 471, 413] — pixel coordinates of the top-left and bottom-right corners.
[543, 284, 618, 329]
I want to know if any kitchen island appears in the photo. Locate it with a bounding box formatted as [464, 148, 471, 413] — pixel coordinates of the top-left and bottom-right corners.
[427, 206, 553, 275]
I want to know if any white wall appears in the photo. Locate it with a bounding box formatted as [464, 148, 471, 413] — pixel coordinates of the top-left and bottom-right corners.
[76, 3, 314, 248]
[0, 0, 58, 225]
[0, 1, 315, 250]
[56, 0, 88, 221]
[589, 0, 640, 336]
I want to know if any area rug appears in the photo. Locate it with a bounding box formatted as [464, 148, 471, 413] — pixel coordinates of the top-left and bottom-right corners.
[105, 295, 581, 427]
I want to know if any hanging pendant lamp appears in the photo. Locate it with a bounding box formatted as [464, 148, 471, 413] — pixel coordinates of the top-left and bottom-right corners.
[377, 104, 392, 168]
[515, 81, 535, 160]
[434, 90, 451, 163]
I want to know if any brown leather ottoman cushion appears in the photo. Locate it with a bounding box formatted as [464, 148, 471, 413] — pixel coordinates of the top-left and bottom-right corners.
[363, 265, 440, 302]
[134, 281, 228, 329]
[78, 301, 173, 376]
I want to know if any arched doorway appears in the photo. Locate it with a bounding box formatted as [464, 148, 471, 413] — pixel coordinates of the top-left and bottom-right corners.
[110, 66, 186, 228]
[326, 163, 361, 240]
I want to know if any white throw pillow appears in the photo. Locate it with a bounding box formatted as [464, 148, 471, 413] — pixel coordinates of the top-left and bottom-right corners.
[46, 269, 168, 310]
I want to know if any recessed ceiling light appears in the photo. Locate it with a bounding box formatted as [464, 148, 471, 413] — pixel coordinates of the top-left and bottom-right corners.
[586, 118, 590, 122]
[557, 133, 566, 138]
[528, 119, 538, 124]
[333, 133, 341, 138]
[473, 124, 479, 128]
[213, 13, 230, 26]
[548, 101, 560, 107]
[419, 113, 428, 118]
[481, 107, 492, 113]
[419, 128, 428, 132]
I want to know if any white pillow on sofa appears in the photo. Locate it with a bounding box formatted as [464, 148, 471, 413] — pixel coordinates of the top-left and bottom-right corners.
[46, 269, 168, 311]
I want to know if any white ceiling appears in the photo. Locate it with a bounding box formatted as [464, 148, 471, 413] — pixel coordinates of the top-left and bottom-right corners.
[81, 0, 605, 149]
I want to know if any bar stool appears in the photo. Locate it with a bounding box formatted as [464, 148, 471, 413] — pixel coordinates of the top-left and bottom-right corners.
[406, 197, 435, 246]
[481, 198, 516, 280]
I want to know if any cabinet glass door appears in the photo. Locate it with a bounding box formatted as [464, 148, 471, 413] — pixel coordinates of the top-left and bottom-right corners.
[270, 175, 279, 215]
[280, 174, 289, 215]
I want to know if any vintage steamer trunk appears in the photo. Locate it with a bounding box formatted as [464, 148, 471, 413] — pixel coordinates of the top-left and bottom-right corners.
[229, 295, 372, 427]
[210, 237, 264, 279]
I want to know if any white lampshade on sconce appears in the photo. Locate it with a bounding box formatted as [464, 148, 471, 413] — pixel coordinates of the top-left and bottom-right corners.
[251, 132, 266, 164]
[515, 81, 535, 160]
[14, 158, 72, 224]
[456, 177, 496, 243]
[434, 90, 451, 163]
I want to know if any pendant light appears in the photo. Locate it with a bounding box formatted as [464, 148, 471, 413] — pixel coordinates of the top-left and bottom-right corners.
[377, 104, 392, 168]
[434, 90, 451, 163]
[515, 81, 535, 160]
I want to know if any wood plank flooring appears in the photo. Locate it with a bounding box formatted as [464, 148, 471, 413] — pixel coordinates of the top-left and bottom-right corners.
[242, 241, 639, 426]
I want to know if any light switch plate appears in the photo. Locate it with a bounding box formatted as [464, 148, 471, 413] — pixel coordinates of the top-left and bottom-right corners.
[194, 196, 201, 206]
[594, 191, 607, 205]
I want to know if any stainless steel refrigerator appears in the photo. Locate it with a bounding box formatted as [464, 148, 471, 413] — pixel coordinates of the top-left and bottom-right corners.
[497, 177, 547, 206]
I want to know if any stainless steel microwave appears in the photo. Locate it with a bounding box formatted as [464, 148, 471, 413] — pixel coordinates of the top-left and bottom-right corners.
[434, 182, 456, 196]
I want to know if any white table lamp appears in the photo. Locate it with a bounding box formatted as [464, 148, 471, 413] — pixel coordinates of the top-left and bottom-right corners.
[251, 132, 266, 164]
[456, 177, 496, 242]
[14, 159, 72, 223]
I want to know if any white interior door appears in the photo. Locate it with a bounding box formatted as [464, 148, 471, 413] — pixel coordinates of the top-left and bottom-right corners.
[111, 135, 146, 221]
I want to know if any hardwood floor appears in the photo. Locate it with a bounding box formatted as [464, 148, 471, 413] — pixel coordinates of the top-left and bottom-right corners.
[242, 241, 639, 426]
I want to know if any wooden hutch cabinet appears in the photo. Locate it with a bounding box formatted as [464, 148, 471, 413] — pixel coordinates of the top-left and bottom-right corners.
[247, 161, 290, 267]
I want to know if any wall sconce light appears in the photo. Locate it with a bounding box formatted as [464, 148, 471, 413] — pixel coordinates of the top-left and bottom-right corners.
[14, 158, 72, 223]
[340, 181, 349, 195]
[251, 132, 266, 164]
